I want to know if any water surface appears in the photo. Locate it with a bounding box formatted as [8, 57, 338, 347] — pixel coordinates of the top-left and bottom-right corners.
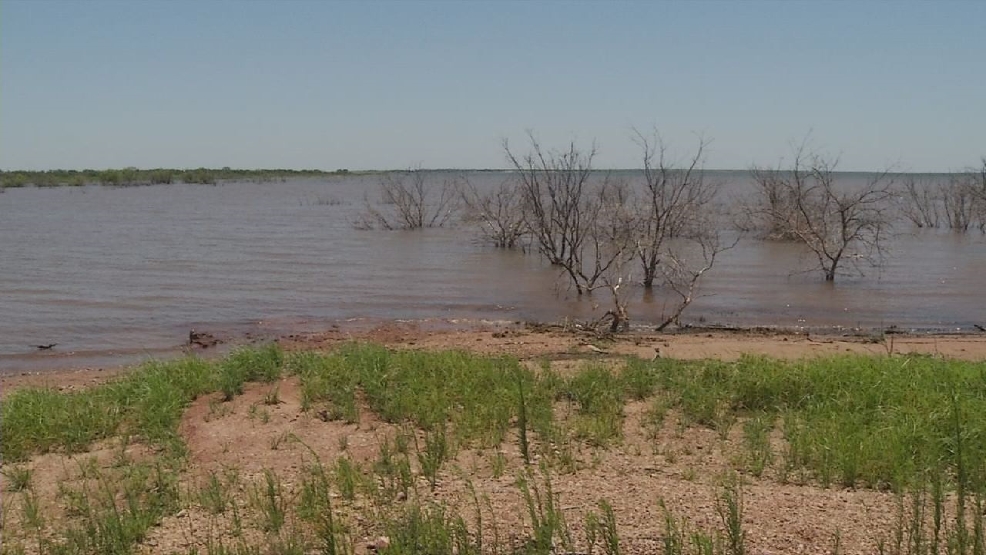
[1, 172, 983, 373]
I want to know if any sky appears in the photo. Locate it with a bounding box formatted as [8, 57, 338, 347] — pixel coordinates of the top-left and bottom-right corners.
[1, 0, 984, 172]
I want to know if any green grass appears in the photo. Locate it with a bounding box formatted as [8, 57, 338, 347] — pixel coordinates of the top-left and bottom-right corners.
[649, 354, 986, 490]
[0, 345, 285, 463]
[6, 343, 986, 555]
[287, 344, 556, 449]
[48, 459, 181, 555]
[565, 363, 626, 446]
[2, 465, 33, 492]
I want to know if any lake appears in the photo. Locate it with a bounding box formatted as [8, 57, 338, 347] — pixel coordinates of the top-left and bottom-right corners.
[1, 171, 983, 373]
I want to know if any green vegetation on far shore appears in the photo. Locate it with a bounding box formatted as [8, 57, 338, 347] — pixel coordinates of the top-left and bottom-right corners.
[0, 167, 364, 188]
[3, 344, 986, 555]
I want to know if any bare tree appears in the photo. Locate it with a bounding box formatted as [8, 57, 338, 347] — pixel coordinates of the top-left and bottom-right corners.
[654, 231, 733, 331]
[504, 134, 629, 295]
[900, 166, 986, 232]
[975, 158, 986, 232]
[745, 153, 812, 241]
[901, 176, 940, 229]
[505, 131, 730, 332]
[460, 179, 529, 248]
[940, 173, 978, 231]
[750, 148, 896, 281]
[354, 169, 461, 230]
[631, 129, 719, 288]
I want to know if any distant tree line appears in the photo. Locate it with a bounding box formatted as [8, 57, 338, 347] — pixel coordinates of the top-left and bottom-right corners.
[0, 167, 358, 188]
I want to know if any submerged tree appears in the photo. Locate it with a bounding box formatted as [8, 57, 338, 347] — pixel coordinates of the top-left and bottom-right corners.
[505, 134, 631, 295]
[747, 145, 896, 281]
[902, 172, 983, 232]
[975, 158, 986, 232]
[355, 169, 462, 230]
[460, 179, 529, 248]
[901, 176, 941, 229]
[504, 131, 730, 332]
[631, 129, 720, 289]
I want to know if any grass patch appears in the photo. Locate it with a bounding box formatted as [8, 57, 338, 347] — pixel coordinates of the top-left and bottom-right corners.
[287, 344, 554, 449]
[649, 354, 986, 490]
[564, 364, 626, 446]
[51, 459, 181, 555]
[6, 342, 986, 555]
[0, 356, 222, 462]
[2, 465, 33, 492]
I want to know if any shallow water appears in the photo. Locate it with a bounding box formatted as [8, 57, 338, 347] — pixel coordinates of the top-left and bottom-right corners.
[1, 172, 984, 373]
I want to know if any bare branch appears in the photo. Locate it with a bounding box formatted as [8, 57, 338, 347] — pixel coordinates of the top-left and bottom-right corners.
[354, 169, 462, 230]
[742, 145, 896, 281]
[460, 178, 529, 248]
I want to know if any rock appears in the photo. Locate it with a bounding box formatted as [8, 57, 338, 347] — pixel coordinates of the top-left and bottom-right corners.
[367, 536, 391, 551]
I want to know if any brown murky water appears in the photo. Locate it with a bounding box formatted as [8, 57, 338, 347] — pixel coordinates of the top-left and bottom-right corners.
[1, 172, 984, 373]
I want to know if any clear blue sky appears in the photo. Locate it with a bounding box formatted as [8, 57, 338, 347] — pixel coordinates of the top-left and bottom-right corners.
[1, 0, 983, 172]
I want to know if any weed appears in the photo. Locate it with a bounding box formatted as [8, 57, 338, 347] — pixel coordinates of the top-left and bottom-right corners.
[263, 386, 281, 406]
[297, 453, 352, 554]
[585, 500, 620, 555]
[289, 344, 549, 449]
[566, 364, 625, 446]
[518, 370, 531, 465]
[253, 469, 287, 533]
[219, 344, 283, 401]
[491, 449, 507, 479]
[199, 471, 232, 514]
[270, 431, 291, 450]
[2, 465, 32, 492]
[381, 501, 480, 555]
[418, 426, 451, 491]
[517, 467, 572, 554]
[206, 398, 232, 421]
[373, 436, 414, 500]
[716, 475, 746, 555]
[742, 415, 774, 477]
[335, 457, 361, 500]
[621, 358, 659, 400]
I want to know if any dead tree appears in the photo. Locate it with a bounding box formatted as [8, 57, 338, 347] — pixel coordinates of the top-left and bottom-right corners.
[746, 149, 812, 241]
[505, 134, 628, 294]
[900, 169, 985, 232]
[655, 231, 734, 331]
[354, 170, 461, 230]
[460, 179, 528, 248]
[632, 129, 718, 288]
[976, 158, 986, 232]
[940, 174, 977, 231]
[755, 150, 896, 282]
[901, 177, 941, 229]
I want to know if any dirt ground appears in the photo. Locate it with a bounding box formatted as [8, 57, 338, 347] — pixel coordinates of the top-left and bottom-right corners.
[2, 323, 985, 555]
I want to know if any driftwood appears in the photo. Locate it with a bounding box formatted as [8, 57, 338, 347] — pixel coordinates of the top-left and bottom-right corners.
[188, 329, 218, 348]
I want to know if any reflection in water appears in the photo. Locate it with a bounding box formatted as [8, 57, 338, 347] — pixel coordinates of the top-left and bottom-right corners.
[0, 172, 983, 372]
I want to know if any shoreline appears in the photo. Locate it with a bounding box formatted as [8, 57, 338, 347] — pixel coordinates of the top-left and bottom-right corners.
[3, 318, 984, 396]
